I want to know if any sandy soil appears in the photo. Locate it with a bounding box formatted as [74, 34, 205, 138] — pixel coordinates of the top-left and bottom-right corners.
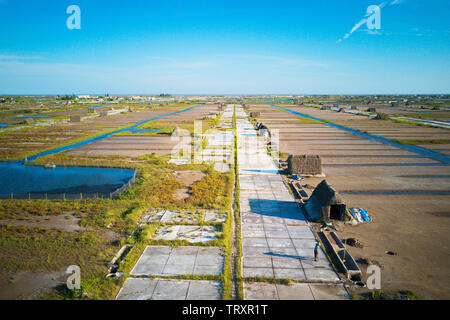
[172, 170, 205, 200]
[0, 212, 86, 232]
[0, 269, 66, 299]
[173, 170, 205, 185]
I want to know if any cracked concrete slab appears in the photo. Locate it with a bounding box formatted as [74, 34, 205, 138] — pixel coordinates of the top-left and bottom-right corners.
[116, 278, 221, 300]
[141, 209, 226, 224]
[154, 225, 219, 243]
[130, 246, 224, 277]
[244, 282, 350, 300]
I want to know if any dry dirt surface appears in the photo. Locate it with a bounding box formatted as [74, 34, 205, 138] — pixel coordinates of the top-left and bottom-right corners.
[173, 170, 206, 200]
[66, 104, 221, 157]
[250, 104, 450, 299]
[0, 269, 66, 300]
[0, 211, 86, 232]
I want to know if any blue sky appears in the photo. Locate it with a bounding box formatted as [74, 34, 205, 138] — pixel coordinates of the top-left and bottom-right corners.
[0, 0, 449, 94]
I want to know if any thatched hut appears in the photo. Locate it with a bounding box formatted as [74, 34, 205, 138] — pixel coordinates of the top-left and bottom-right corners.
[304, 180, 348, 222]
[287, 154, 322, 175]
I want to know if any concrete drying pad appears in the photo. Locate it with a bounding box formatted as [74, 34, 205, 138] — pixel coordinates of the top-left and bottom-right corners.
[141, 209, 227, 224]
[168, 157, 191, 165]
[242, 247, 337, 281]
[154, 225, 219, 243]
[236, 106, 340, 283]
[116, 278, 221, 300]
[244, 282, 350, 300]
[214, 162, 231, 173]
[130, 246, 224, 277]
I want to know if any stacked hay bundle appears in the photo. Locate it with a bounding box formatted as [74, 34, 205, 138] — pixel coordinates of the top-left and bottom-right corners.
[287, 154, 322, 175]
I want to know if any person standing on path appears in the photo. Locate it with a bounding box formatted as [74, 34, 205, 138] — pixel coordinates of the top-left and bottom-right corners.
[314, 242, 319, 261]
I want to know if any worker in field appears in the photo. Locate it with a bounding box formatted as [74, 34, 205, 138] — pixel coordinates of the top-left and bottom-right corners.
[314, 242, 319, 261]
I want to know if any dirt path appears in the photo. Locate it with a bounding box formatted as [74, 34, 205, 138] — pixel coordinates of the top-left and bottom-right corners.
[230, 104, 239, 300]
[230, 179, 238, 300]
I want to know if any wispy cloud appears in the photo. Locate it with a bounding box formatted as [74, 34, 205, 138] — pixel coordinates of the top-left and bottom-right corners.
[215, 53, 328, 68]
[337, 0, 406, 43]
[0, 54, 43, 61]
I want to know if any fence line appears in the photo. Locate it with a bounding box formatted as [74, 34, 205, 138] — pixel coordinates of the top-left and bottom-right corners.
[110, 169, 137, 199]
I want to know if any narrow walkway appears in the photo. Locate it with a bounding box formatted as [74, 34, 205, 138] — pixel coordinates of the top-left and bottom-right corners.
[235, 105, 349, 300]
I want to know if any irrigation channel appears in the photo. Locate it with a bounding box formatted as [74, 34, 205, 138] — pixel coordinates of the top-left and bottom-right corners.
[271, 104, 450, 165]
[0, 104, 203, 198]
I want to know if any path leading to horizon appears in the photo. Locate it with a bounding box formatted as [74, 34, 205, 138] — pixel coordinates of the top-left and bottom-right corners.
[235, 104, 350, 300]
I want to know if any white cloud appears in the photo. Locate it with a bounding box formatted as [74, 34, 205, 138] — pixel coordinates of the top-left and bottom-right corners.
[0, 54, 42, 61]
[390, 0, 406, 5]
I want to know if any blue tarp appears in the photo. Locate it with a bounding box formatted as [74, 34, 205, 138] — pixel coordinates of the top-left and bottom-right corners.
[359, 208, 371, 221]
[350, 208, 371, 222]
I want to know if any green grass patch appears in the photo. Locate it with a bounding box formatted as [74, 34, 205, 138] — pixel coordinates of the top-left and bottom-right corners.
[0, 224, 118, 277]
[391, 138, 450, 145]
[367, 289, 421, 300]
